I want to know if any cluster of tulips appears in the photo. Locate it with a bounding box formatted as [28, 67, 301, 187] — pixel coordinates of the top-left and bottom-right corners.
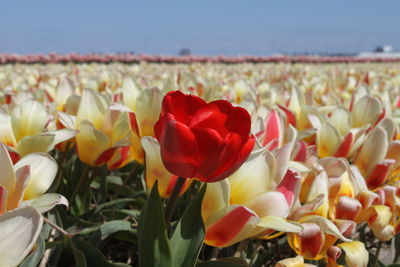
[2, 53, 400, 64]
[0, 62, 400, 267]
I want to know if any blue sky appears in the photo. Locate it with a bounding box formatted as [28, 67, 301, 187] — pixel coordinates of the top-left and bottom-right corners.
[1, 1, 399, 55]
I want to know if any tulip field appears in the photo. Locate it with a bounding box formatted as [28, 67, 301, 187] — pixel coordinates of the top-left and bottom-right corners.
[2, 60, 400, 267]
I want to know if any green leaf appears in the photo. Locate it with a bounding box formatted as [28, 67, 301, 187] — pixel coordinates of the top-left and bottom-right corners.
[68, 237, 130, 267]
[171, 184, 206, 267]
[94, 198, 142, 213]
[69, 238, 87, 267]
[109, 230, 137, 244]
[196, 257, 248, 267]
[138, 181, 172, 267]
[88, 220, 132, 246]
[20, 231, 46, 267]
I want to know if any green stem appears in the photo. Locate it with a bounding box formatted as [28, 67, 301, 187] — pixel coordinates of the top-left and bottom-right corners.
[164, 176, 185, 226]
[70, 164, 90, 204]
[114, 162, 138, 198]
[373, 241, 382, 267]
[50, 143, 73, 192]
[274, 237, 281, 260]
[43, 217, 72, 237]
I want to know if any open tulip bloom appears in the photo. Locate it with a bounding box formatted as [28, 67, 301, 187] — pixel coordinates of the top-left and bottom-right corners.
[154, 90, 255, 182]
[0, 99, 77, 160]
[0, 144, 67, 266]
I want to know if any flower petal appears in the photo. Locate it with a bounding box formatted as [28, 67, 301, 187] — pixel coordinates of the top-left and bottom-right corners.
[257, 216, 303, 233]
[296, 223, 325, 259]
[276, 255, 315, 267]
[334, 132, 353, 158]
[209, 135, 254, 182]
[300, 215, 351, 242]
[277, 169, 301, 207]
[228, 150, 274, 205]
[57, 111, 77, 129]
[335, 196, 362, 221]
[262, 110, 283, 149]
[202, 179, 230, 222]
[136, 87, 163, 137]
[11, 100, 48, 142]
[0, 144, 16, 198]
[76, 89, 109, 129]
[161, 90, 206, 124]
[0, 187, 8, 215]
[155, 115, 197, 178]
[141, 136, 190, 198]
[337, 241, 368, 267]
[16, 134, 55, 157]
[0, 112, 17, 147]
[191, 127, 224, 180]
[245, 191, 290, 218]
[7, 165, 30, 210]
[14, 153, 58, 200]
[351, 95, 382, 128]
[365, 159, 394, 189]
[355, 127, 388, 176]
[48, 129, 78, 149]
[329, 108, 351, 136]
[76, 120, 110, 166]
[317, 121, 340, 158]
[0, 206, 43, 267]
[24, 193, 68, 213]
[204, 205, 260, 247]
[122, 77, 141, 111]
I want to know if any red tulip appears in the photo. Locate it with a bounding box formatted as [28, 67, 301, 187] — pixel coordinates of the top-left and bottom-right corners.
[154, 90, 255, 182]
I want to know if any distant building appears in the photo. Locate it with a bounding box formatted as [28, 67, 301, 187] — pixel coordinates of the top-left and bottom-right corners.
[358, 45, 400, 58]
[374, 45, 393, 53]
[179, 48, 191, 56]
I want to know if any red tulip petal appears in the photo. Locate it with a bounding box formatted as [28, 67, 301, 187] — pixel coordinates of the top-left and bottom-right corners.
[356, 190, 379, 209]
[382, 185, 397, 211]
[8, 151, 20, 164]
[95, 147, 118, 166]
[165, 175, 191, 197]
[203, 132, 242, 181]
[293, 141, 307, 162]
[334, 132, 353, 157]
[335, 196, 362, 221]
[225, 105, 252, 138]
[191, 127, 224, 180]
[366, 159, 394, 189]
[327, 246, 342, 263]
[299, 223, 325, 259]
[156, 115, 198, 178]
[208, 137, 255, 182]
[162, 91, 206, 124]
[0, 186, 7, 215]
[107, 145, 131, 170]
[333, 220, 357, 238]
[277, 169, 301, 207]
[189, 100, 232, 137]
[128, 112, 140, 136]
[205, 205, 258, 247]
[262, 110, 282, 149]
[278, 104, 296, 126]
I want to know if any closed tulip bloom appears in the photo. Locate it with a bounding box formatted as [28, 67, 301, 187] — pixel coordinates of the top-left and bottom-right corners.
[154, 90, 255, 182]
